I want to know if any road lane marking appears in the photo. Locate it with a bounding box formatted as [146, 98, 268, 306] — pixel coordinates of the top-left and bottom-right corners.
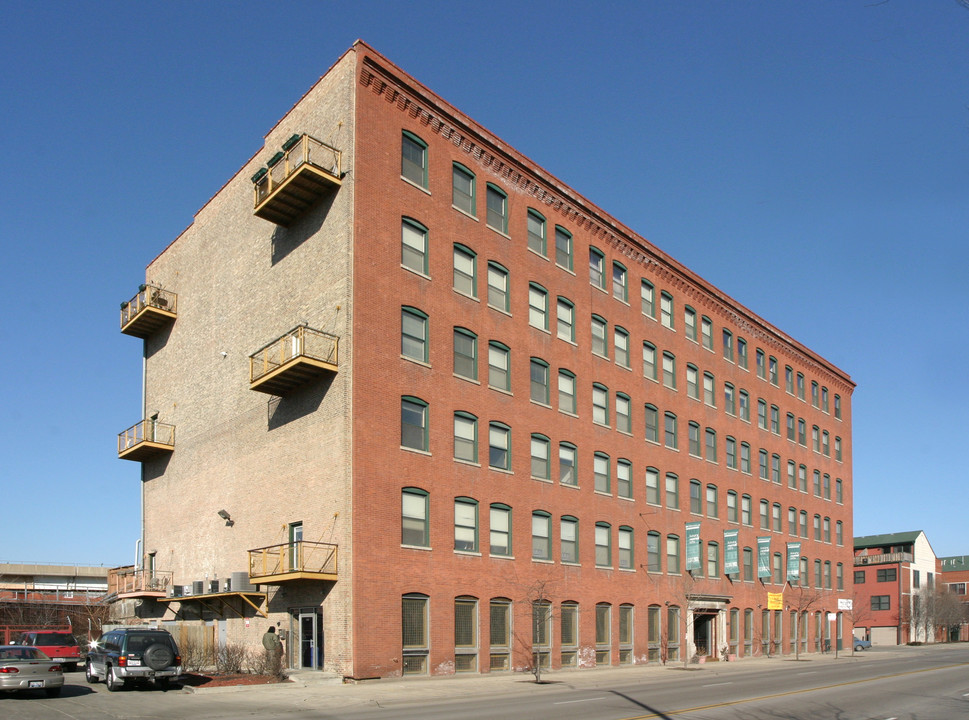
[554, 697, 605, 705]
[702, 682, 732, 687]
[615, 661, 969, 720]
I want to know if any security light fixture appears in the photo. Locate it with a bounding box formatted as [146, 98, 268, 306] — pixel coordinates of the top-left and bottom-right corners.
[218, 509, 234, 526]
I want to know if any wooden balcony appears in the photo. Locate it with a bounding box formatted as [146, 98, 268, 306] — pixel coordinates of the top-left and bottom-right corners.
[118, 419, 175, 461]
[120, 285, 177, 338]
[252, 134, 342, 226]
[108, 568, 173, 599]
[249, 325, 338, 395]
[248, 541, 338, 585]
[854, 552, 913, 566]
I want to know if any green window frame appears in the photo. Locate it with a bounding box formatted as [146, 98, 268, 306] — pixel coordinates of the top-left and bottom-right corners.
[664, 412, 677, 449]
[618, 526, 634, 569]
[645, 467, 660, 505]
[561, 516, 579, 563]
[557, 297, 575, 341]
[453, 327, 478, 381]
[488, 341, 510, 391]
[486, 183, 508, 234]
[616, 392, 631, 434]
[401, 396, 428, 451]
[530, 434, 550, 479]
[489, 422, 511, 470]
[452, 162, 476, 215]
[401, 488, 429, 547]
[527, 209, 546, 256]
[453, 243, 477, 297]
[643, 342, 657, 380]
[530, 357, 550, 405]
[555, 226, 573, 270]
[661, 291, 674, 329]
[684, 306, 697, 341]
[614, 326, 630, 367]
[454, 497, 479, 552]
[529, 283, 548, 330]
[559, 442, 577, 486]
[532, 511, 551, 560]
[487, 261, 509, 312]
[595, 522, 612, 567]
[454, 411, 478, 463]
[558, 369, 576, 414]
[401, 217, 428, 275]
[641, 279, 655, 318]
[401, 131, 428, 188]
[401, 306, 428, 363]
[644, 404, 659, 443]
[593, 451, 610, 493]
[617, 458, 632, 499]
[612, 261, 628, 301]
[589, 246, 605, 289]
[402, 593, 429, 674]
[592, 383, 610, 426]
[490, 504, 512, 556]
[591, 314, 608, 357]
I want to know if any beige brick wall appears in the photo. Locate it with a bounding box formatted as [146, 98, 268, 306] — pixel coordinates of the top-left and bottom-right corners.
[134, 50, 357, 673]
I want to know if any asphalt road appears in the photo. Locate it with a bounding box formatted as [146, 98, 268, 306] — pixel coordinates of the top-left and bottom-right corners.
[3, 644, 967, 720]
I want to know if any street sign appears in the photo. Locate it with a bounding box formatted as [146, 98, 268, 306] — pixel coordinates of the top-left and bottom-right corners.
[838, 598, 852, 611]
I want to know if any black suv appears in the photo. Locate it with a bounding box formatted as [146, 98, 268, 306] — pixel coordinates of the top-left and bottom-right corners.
[85, 628, 182, 691]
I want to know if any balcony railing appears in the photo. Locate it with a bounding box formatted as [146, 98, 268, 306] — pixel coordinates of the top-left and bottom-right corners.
[248, 541, 338, 584]
[118, 419, 175, 461]
[854, 552, 914, 566]
[120, 285, 177, 338]
[252, 134, 342, 226]
[249, 325, 339, 395]
[108, 568, 173, 598]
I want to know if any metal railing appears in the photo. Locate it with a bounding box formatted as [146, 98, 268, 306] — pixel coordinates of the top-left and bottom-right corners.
[854, 552, 913, 565]
[108, 569, 173, 596]
[247, 541, 338, 579]
[253, 134, 342, 206]
[120, 285, 177, 327]
[249, 326, 339, 384]
[118, 419, 176, 453]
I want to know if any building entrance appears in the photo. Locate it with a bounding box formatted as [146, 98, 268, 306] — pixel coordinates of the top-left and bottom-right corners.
[293, 608, 324, 669]
[692, 611, 719, 658]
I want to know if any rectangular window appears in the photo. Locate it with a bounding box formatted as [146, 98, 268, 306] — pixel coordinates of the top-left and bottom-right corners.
[666, 474, 679, 509]
[487, 262, 509, 312]
[614, 327, 630, 367]
[452, 163, 475, 215]
[690, 480, 702, 514]
[646, 468, 660, 505]
[401, 132, 427, 187]
[667, 536, 680, 574]
[643, 342, 657, 380]
[560, 603, 578, 666]
[558, 370, 576, 414]
[612, 262, 628, 301]
[618, 527, 633, 569]
[557, 298, 575, 341]
[619, 605, 633, 664]
[559, 443, 577, 486]
[684, 307, 697, 341]
[401, 397, 427, 451]
[489, 600, 511, 671]
[594, 453, 610, 493]
[532, 513, 551, 560]
[647, 532, 661, 572]
[454, 598, 478, 672]
[488, 342, 510, 391]
[701, 316, 713, 350]
[726, 437, 737, 468]
[644, 405, 659, 443]
[593, 384, 609, 426]
[527, 210, 546, 256]
[401, 490, 428, 547]
[662, 352, 676, 389]
[877, 568, 897, 582]
[529, 284, 548, 330]
[661, 292, 674, 329]
[454, 413, 477, 463]
[664, 412, 677, 449]
[641, 280, 655, 317]
[401, 307, 428, 363]
[589, 248, 605, 289]
[561, 517, 578, 563]
[454, 499, 478, 552]
[402, 595, 428, 674]
[723, 330, 734, 361]
[490, 505, 511, 556]
[737, 338, 748, 369]
[401, 219, 428, 274]
[489, 423, 511, 470]
[532, 602, 551, 669]
[595, 524, 612, 567]
[617, 460, 632, 499]
[453, 245, 476, 297]
[595, 604, 611, 664]
[530, 359, 549, 404]
[486, 184, 508, 233]
[616, 394, 631, 433]
[531, 435, 550, 479]
[555, 226, 573, 270]
[453, 329, 477, 380]
[591, 315, 608, 357]
[871, 595, 890, 611]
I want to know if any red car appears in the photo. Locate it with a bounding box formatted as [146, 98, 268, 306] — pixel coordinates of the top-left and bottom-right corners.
[17, 631, 81, 671]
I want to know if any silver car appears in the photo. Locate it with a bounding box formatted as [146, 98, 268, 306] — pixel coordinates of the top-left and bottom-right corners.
[0, 645, 65, 697]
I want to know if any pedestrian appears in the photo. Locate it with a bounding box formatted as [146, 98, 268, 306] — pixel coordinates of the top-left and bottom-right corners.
[262, 626, 283, 675]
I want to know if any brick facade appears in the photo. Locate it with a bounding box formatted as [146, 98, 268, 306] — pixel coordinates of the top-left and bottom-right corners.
[117, 42, 854, 679]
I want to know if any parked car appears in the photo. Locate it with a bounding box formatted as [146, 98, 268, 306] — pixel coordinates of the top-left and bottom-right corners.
[16, 630, 81, 671]
[853, 638, 872, 651]
[85, 628, 182, 691]
[0, 645, 64, 697]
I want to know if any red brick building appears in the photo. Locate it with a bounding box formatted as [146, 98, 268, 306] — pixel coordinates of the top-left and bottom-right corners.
[939, 555, 969, 642]
[114, 41, 854, 678]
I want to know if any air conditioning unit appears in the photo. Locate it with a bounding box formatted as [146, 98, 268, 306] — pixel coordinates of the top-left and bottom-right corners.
[230, 571, 254, 592]
[209, 580, 220, 594]
[223, 578, 232, 592]
[861, 558, 870, 565]
[169, 585, 184, 597]
[192, 580, 204, 595]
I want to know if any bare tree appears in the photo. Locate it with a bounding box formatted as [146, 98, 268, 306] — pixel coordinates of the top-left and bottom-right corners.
[841, 592, 875, 654]
[933, 588, 966, 642]
[510, 576, 557, 683]
[786, 585, 825, 660]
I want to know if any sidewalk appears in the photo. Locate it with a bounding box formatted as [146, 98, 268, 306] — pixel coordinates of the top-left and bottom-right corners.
[184, 646, 888, 708]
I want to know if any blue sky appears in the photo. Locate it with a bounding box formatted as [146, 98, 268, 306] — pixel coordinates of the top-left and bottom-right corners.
[1, 1, 966, 567]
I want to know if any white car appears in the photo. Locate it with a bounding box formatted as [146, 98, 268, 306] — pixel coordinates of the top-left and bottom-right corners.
[0, 645, 65, 697]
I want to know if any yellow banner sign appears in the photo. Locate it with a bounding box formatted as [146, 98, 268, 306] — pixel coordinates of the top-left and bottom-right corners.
[767, 592, 784, 610]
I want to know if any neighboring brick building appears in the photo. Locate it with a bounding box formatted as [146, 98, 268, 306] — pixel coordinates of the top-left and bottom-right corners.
[939, 555, 969, 642]
[114, 41, 854, 678]
[852, 531, 938, 645]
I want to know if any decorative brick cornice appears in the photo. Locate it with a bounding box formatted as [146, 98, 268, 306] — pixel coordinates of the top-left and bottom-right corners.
[359, 57, 854, 394]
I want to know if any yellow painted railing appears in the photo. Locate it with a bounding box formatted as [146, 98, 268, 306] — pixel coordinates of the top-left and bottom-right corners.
[249, 326, 339, 383]
[247, 541, 338, 579]
[120, 285, 177, 327]
[118, 419, 175, 453]
[253, 134, 342, 207]
[109, 568, 173, 595]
